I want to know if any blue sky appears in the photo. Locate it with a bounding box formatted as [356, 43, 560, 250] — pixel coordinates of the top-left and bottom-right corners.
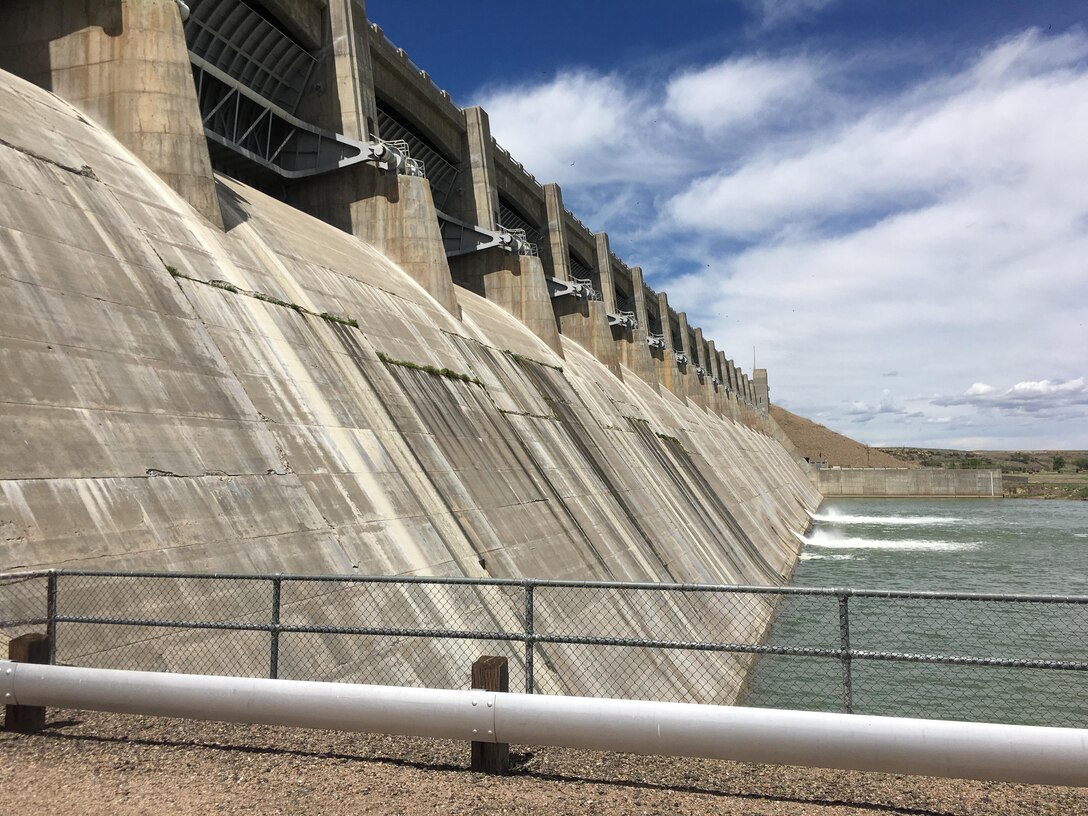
[368, 1, 1088, 450]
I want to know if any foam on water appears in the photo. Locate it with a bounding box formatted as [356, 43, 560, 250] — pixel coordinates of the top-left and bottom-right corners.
[809, 509, 963, 526]
[803, 529, 978, 552]
[798, 552, 855, 561]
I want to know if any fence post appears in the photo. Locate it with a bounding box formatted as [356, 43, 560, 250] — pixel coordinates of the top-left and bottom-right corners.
[470, 655, 510, 774]
[46, 572, 57, 665]
[269, 575, 282, 680]
[5, 633, 50, 733]
[838, 593, 853, 714]
[524, 582, 535, 694]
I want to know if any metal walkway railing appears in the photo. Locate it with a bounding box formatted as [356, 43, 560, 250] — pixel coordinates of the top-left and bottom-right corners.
[2, 570, 1087, 727]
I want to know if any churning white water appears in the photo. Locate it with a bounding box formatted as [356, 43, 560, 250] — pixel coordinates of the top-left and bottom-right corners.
[746, 497, 1088, 726]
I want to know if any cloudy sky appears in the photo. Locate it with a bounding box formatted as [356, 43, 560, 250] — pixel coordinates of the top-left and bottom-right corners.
[369, 0, 1087, 450]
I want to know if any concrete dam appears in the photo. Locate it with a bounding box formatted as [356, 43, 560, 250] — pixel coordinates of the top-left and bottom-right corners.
[0, 0, 821, 701]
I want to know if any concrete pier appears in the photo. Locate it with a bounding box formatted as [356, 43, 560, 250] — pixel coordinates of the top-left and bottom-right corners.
[613, 266, 659, 389]
[543, 183, 572, 282]
[0, 0, 222, 228]
[462, 106, 500, 230]
[450, 249, 563, 355]
[653, 292, 683, 398]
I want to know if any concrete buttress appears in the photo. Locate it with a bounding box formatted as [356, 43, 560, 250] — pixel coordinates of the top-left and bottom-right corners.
[0, 0, 223, 229]
[287, 0, 459, 316]
[450, 249, 564, 356]
[614, 266, 659, 390]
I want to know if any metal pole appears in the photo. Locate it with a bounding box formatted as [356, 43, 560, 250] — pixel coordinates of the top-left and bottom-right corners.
[3, 661, 1087, 787]
[838, 593, 853, 714]
[45, 572, 57, 666]
[269, 575, 282, 680]
[524, 583, 535, 694]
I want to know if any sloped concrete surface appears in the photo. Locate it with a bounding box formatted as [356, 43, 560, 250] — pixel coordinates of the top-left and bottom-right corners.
[0, 70, 821, 701]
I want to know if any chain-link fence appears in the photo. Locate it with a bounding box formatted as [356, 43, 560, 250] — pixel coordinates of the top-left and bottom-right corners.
[2, 570, 1087, 727]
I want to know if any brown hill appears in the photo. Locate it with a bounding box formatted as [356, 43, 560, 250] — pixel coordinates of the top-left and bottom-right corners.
[770, 405, 916, 469]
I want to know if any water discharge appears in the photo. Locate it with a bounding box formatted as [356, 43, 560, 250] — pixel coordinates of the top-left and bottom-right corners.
[809, 510, 965, 526]
[804, 529, 978, 552]
[747, 497, 1088, 725]
[795, 497, 1088, 594]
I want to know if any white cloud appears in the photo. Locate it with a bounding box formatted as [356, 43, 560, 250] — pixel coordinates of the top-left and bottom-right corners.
[935, 379, 1088, 417]
[473, 27, 1088, 448]
[665, 30, 1088, 238]
[664, 56, 822, 134]
[473, 71, 671, 187]
[842, 390, 924, 425]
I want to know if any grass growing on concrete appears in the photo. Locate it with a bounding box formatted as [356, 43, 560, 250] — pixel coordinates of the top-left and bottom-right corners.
[503, 349, 563, 373]
[165, 265, 363, 330]
[377, 351, 482, 386]
[319, 312, 359, 328]
[253, 291, 304, 313]
[655, 432, 682, 447]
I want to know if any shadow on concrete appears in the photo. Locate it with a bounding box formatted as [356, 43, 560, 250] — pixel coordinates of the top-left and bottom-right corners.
[216, 180, 253, 232]
[0, 0, 123, 91]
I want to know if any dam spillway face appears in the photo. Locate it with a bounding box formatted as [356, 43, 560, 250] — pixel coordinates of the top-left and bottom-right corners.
[0, 0, 821, 703]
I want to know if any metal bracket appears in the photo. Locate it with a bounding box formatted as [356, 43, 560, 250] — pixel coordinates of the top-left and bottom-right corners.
[572, 276, 601, 300]
[437, 212, 535, 258]
[549, 275, 601, 300]
[647, 334, 666, 350]
[497, 226, 537, 256]
[375, 139, 425, 177]
[608, 311, 638, 330]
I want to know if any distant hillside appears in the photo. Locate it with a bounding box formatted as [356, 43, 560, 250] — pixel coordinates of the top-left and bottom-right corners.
[770, 406, 916, 469]
[878, 447, 1088, 473]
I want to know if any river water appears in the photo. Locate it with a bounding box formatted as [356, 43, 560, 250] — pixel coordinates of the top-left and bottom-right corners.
[744, 498, 1088, 725]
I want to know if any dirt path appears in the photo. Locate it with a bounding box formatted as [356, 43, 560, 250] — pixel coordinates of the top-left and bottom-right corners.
[1, 710, 1086, 815]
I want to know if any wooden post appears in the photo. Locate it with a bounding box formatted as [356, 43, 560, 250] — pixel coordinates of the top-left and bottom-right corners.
[5, 633, 49, 733]
[470, 655, 510, 774]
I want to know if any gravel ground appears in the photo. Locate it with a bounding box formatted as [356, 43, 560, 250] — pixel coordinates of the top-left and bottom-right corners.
[1, 710, 1086, 815]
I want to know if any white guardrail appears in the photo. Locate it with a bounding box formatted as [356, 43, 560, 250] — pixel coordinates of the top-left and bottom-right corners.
[3, 660, 1087, 787]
